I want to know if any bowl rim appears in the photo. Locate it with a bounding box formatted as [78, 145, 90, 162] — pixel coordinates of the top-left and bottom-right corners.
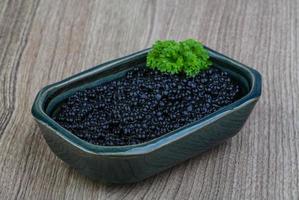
[32, 47, 262, 157]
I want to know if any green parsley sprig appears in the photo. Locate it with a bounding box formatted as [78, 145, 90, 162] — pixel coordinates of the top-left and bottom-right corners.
[146, 39, 212, 77]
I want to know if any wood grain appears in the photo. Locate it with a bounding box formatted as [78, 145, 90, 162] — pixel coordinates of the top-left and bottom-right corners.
[0, 0, 298, 199]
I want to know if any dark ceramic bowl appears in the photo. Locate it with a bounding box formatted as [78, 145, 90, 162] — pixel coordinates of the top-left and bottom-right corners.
[32, 47, 262, 183]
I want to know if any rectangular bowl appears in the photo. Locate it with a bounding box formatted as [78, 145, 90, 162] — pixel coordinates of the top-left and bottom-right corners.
[32, 47, 262, 183]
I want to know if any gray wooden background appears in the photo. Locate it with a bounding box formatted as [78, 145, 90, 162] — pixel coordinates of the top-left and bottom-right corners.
[0, 0, 298, 199]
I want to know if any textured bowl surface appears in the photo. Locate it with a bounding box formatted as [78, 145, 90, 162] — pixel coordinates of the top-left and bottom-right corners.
[32, 47, 262, 183]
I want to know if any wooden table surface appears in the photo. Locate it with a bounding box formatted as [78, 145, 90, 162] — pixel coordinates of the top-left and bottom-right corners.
[0, 0, 298, 199]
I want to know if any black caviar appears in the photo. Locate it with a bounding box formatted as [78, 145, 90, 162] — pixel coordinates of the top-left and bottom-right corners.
[51, 66, 241, 146]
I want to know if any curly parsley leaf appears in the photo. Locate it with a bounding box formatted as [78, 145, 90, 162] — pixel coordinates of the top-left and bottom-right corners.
[146, 39, 212, 77]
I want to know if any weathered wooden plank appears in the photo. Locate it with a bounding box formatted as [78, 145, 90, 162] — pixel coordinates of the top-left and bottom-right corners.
[0, 0, 298, 199]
